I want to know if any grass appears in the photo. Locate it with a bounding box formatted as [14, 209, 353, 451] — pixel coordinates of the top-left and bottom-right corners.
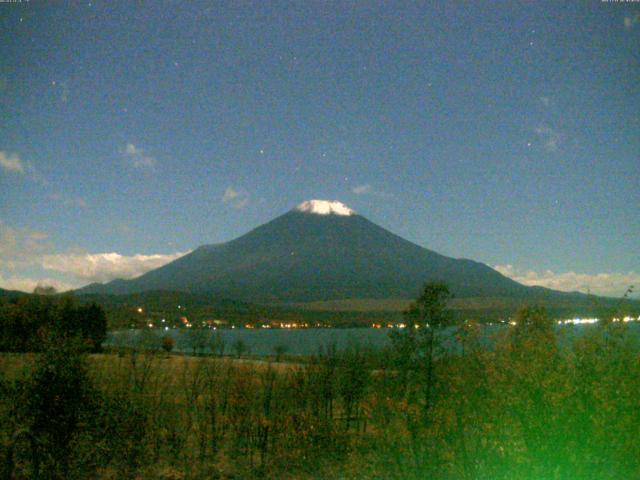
[3, 313, 640, 479]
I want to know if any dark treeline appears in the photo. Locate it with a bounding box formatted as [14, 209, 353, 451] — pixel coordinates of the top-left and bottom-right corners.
[1, 283, 639, 479]
[0, 295, 106, 353]
[83, 291, 404, 330]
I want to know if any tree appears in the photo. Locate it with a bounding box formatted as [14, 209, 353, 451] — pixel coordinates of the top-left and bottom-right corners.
[23, 338, 97, 478]
[186, 327, 209, 356]
[0, 296, 107, 353]
[79, 303, 107, 352]
[390, 282, 452, 411]
[209, 331, 226, 357]
[388, 282, 452, 474]
[161, 335, 175, 354]
[33, 285, 57, 296]
[273, 344, 288, 362]
[232, 339, 247, 358]
[337, 344, 368, 430]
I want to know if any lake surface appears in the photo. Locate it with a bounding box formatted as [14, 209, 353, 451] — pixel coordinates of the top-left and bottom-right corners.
[107, 327, 395, 356]
[106, 322, 640, 357]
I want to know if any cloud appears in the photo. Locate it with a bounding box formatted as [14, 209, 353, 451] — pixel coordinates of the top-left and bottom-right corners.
[494, 264, 639, 298]
[539, 96, 552, 107]
[124, 143, 156, 169]
[0, 219, 188, 289]
[351, 183, 394, 199]
[0, 224, 18, 259]
[624, 13, 639, 29]
[0, 151, 49, 186]
[112, 223, 132, 235]
[234, 197, 249, 209]
[28, 231, 49, 241]
[41, 251, 190, 283]
[534, 125, 561, 152]
[60, 81, 69, 103]
[49, 193, 88, 209]
[0, 151, 25, 173]
[0, 222, 50, 262]
[125, 143, 141, 156]
[222, 187, 240, 202]
[352, 184, 373, 195]
[0, 272, 75, 293]
[222, 186, 249, 209]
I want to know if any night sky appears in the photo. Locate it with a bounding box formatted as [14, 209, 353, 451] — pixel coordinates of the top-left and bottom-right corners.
[1, 1, 638, 296]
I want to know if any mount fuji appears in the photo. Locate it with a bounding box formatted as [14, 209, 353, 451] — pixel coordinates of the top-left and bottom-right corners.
[76, 200, 585, 305]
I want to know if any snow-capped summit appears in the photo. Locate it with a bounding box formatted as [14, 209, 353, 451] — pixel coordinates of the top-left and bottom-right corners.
[295, 200, 355, 216]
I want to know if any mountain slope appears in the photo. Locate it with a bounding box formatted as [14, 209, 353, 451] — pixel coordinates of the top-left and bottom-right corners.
[0, 287, 27, 298]
[77, 200, 583, 303]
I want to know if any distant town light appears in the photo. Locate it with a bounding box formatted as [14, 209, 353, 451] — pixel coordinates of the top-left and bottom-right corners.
[563, 318, 599, 325]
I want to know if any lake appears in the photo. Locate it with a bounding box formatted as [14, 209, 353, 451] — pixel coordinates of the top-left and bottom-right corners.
[105, 321, 640, 357]
[107, 327, 395, 356]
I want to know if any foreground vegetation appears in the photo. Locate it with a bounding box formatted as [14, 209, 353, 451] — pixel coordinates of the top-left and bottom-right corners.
[1, 285, 639, 479]
[0, 295, 106, 353]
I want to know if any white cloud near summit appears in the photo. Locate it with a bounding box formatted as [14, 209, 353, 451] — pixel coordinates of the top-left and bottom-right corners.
[494, 264, 639, 298]
[351, 184, 394, 198]
[352, 184, 373, 195]
[40, 251, 190, 283]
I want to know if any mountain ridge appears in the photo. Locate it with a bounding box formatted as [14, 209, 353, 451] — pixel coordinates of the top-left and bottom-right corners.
[76, 202, 595, 304]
